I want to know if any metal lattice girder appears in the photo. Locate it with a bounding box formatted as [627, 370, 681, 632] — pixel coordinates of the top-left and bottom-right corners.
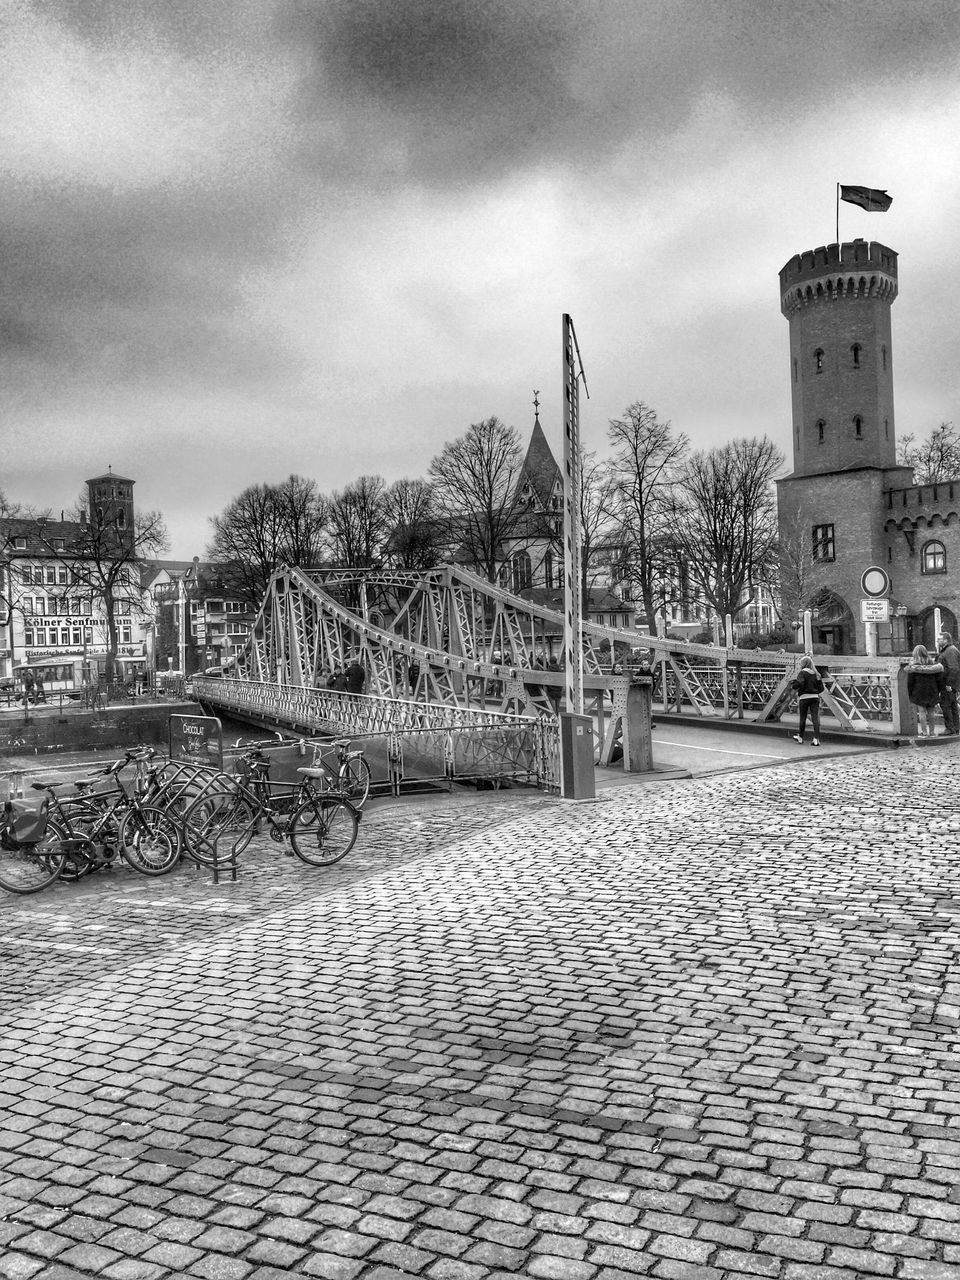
[230, 563, 907, 741]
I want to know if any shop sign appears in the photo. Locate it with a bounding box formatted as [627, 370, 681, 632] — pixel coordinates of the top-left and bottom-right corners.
[169, 714, 223, 768]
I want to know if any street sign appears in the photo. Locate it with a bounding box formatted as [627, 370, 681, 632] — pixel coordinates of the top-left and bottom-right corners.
[860, 566, 891, 598]
[860, 598, 890, 623]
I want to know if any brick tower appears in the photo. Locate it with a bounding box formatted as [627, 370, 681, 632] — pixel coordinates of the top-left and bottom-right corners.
[86, 469, 136, 554]
[776, 239, 912, 654]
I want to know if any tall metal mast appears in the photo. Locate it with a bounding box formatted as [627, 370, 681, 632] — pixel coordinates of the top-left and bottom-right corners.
[562, 314, 588, 716]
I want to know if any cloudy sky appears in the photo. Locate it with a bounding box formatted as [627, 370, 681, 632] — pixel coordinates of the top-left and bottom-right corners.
[3, 0, 960, 558]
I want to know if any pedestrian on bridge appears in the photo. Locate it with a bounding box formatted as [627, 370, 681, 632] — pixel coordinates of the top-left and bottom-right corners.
[345, 657, 365, 694]
[791, 654, 824, 747]
[936, 632, 960, 735]
[906, 645, 944, 738]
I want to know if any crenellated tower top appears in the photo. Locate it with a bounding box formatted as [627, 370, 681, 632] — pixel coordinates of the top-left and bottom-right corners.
[780, 239, 897, 317]
[780, 239, 899, 477]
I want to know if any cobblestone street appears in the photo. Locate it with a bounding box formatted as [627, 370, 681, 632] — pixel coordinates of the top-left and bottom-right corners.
[1, 747, 959, 1280]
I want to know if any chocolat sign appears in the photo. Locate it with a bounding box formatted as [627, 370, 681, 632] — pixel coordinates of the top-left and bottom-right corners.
[169, 714, 223, 768]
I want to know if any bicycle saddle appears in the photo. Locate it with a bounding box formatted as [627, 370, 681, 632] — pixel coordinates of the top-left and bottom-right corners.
[296, 767, 326, 778]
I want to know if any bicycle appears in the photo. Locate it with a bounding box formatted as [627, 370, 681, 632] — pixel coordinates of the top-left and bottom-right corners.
[0, 795, 70, 894]
[298, 737, 371, 807]
[181, 750, 360, 869]
[21, 749, 182, 883]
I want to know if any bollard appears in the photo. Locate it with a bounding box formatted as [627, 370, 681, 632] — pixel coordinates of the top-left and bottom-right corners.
[624, 677, 654, 772]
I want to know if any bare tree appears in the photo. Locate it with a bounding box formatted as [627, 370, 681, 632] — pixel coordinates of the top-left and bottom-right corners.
[428, 417, 523, 583]
[606, 402, 689, 628]
[327, 475, 389, 568]
[207, 475, 327, 604]
[668, 436, 784, 622]
[897, 421, 960, 484]
[383, 478, 443, 570]
[775, 502, 816, 629]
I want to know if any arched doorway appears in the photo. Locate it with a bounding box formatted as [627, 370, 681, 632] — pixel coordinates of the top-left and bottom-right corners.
[910, 606, 958, 652]
[808, 589, 855, 655]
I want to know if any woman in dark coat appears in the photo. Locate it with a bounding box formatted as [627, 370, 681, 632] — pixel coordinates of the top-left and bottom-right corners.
[906, 644, 944, 737]
[791, 654, 825, 746]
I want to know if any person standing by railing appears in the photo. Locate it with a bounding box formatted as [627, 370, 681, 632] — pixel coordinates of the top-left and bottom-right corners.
[936, 632, 960, 736]
[791, 654, 824, 747]
[906, 645, 944, 738]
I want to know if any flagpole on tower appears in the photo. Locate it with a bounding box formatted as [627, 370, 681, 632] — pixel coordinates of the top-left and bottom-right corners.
[836, 182, 840, 245]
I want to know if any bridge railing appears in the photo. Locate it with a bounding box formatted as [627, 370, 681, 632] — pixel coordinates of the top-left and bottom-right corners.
[194, 677, 562, 791]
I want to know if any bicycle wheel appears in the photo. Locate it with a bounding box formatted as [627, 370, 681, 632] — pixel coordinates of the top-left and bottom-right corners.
[338, 756, 371, 807]
[119, 806, 182, 876]
[57, 798, 115, 879]
[182, 792, 257, 865]
[289, 798, 358, 867]
[0, 819, 69, 894]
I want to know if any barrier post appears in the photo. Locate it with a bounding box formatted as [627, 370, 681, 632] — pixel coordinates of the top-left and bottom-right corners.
[894, 664, 916, 737]
[624, 676, 654, 773]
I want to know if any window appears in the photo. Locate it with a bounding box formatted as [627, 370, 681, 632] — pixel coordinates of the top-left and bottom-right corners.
[793, 357, 798, 383]
[60, 628, 70, 645]
[72, 629, 82, 645]
[45, 566, 56, 584]
[33, 567, 43, 585]
[882, 345, 887, 370]
[922, 540, 946, 575]
[34, 597, 45, 616]
[58, 566, 68, 585]
[510, 551, 532, 594]
[24, 629, 33, 647]
[814, 348, 824, 373]
[21, 595, 33, 614]
[817, 419, 825, 443]
[885, 418, 889, 440]
[854, 415, 863, 438]
[813, 524, 835, 562]
[121, 626, 132, 643]
[851, 343, 861, 368]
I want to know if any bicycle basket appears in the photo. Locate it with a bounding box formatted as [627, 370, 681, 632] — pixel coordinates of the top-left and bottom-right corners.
[1, 797, 50, 847]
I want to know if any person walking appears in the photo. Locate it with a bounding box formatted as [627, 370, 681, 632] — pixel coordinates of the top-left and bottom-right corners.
[906, 644, 944, 738]
[936, 631, 960, 735]
[791, 654, 824, 746]
[344, 656, 365, 694]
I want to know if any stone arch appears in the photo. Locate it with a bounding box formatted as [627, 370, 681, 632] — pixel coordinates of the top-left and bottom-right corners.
[910, 606, 958, 652]
[808, 588, 855, 654]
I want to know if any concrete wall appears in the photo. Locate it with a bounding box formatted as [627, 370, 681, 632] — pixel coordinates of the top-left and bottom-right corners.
[0, 702, 196, 756]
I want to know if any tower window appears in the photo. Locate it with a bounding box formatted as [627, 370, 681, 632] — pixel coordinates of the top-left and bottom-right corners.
[882, 345, 887, 370]
[854, 415, 863, 438]
[817, 419, 825, 443]
[814, 348, 824, 373]
[921, 540, 946, 575]
[851, 343, 861, 368]
[793, 358, 798, 384]
[812, 524, 835, 563]
[885, 418, 889, 440]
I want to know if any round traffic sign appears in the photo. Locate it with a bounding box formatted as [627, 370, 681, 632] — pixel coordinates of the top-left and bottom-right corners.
[861, 566, 891, 598]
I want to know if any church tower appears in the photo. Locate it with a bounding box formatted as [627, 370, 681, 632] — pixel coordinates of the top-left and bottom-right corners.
[86, 469, 136, 554]
[780, 239, 898, 472]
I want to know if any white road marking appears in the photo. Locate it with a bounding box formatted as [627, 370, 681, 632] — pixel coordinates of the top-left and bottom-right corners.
[653, 738, 793, 760]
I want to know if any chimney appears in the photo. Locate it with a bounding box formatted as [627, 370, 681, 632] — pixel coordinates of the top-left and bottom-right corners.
[79, 508, 86, 526]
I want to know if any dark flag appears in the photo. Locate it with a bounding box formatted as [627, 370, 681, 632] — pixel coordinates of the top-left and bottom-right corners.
[840, 185, 893, 212]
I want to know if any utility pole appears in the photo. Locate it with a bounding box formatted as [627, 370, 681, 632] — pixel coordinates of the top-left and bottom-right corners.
[562, 313, 588, 715]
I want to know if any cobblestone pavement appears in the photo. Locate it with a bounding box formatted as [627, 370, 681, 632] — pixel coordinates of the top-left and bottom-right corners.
[1, 749, 960, 1280]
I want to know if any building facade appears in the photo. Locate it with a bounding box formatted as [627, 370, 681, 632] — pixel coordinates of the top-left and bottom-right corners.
[776, 238, 957, 655]
[0, 473, 148, 690]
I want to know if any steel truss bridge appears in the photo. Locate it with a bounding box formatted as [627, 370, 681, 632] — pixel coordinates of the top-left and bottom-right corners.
[193, 564, 910, 791]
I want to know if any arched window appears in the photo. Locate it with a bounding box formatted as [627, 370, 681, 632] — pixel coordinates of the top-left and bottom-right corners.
[854, 415, 863, 438]
[543, 550, 553, 589]
[511, 551, 532, 594]
[922, 541, 946, 575]
[851, 343, 861, 368]
[817, 419, 825, 443]
[882, 345, 887, 370]
[793, 358, 798, 383]
[814, 348, 824, 373]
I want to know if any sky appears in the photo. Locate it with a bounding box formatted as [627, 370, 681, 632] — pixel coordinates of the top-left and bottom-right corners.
[3, 0, 960, 559]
